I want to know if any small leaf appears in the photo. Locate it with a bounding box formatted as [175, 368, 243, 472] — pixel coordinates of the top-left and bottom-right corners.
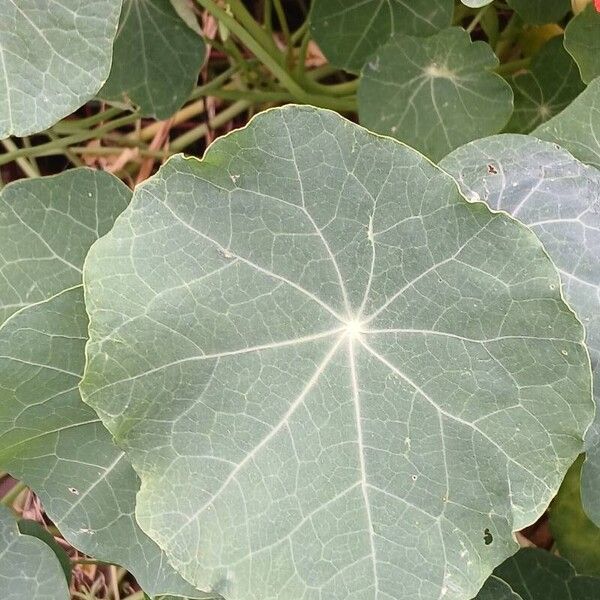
[81, 105, 591, 600]
[534, 77, 600, 169]
[476, 548, 600, 599]
[506, 36, 584, 133]
[461, 1, 493, 7]
[358, 28, 513, 160]
[0, 504, 69, 600]
[0, 169, 207, 599]
[0, 0, 122, 138]
[99, 0, 206, 119]
[564, 3, 600, 84]
[549, 455, 600, 576]
[18, 520, 72, 584]
[506, 0, 570, 25]
[309, 0, 453, 73]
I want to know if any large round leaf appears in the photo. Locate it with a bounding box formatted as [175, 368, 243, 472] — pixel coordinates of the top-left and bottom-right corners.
[441, 134, 600, 527]
[534, 77, 600, 170]
[506, 36, 584, 134]
[309, 0, 453, 73]
[0, 0, 122, 138]
[81, 106, 591, 600]
[358, 28, 513, 161]
[0, 170, 207, 599]
[0, 504, 69, 600]
[564, 3, 600, 84]
[99, 0, 206, 119]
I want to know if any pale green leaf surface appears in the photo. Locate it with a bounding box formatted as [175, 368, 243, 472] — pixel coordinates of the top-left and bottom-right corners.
[0, 504, 69, 600]
[0, 169, 207, 599]
[476, 548, 600, 599]
[81, 106, 591, 600]
[506, 36, 584, 133]
[358, 28, 513, 161]
[0, 0, 122, 138]
[309, 0, 453, 72]
[460, 1, 493, 8]
[564, 3, 600, 84]
[506, 0, 570, 24]
[549, 455, 600, 576]
[441, 134, 600, 527]
[534, 77, 600, 169]
[99, 0, 205, 119]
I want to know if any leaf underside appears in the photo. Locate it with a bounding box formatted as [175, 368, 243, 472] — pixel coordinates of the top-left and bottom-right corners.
[81, 106, 591, 600]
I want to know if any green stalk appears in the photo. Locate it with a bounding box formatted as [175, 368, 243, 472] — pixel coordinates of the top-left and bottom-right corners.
[496, 57, 530, 75]
[52, 106, 123, 133]
[194, 0, 306, 99]
[1, 139, 40, 178]
[170, 100, 252, 151]
[0, 113, 140, 167]
[466, 5, 489, 34]
[1, 481, 27, 507]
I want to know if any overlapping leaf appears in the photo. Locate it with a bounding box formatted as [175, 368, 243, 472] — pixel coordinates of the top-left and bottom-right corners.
[0, 504, 69, 600]
[506, 0, 570, 25]
[81, 106, 591, 600]
[549, 455, 600, 576]
[441, 134, 600, 530]
[564, 3, 600, 84]
[358, 28, 513, 160]
[99, 0, 205, 119]
[506, 36, 584, 133]
[310, 0, 453, 72]
[534, 77, 600, 169]
[476, 548, 600, 599]
[0, 0, 122, 138]
[0, 169, 207, 598]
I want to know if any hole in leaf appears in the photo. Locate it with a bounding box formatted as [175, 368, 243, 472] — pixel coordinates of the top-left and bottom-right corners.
[483, 528, 493, 545]
[487, 164, 498, 174]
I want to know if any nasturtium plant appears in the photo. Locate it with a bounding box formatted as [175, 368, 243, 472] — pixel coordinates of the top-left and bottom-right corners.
[0, 0, 122, 138]
[564, 3, 600, 84]
[2, 2, 600, 599]
[310, 0, 453, 72]
[99, 0, 206, 119]
[0, 170, 209, 599]
[81, 105, 592, 600]
[358, 28, 513, 160]
[506, 36, 584, 133]
[0, 504, 70, 600]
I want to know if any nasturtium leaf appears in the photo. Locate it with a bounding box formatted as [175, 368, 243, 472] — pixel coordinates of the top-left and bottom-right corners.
[0, 170, 208, 599]
[0, 0, 122, 138]
[309, 0, 453, 73]
[564, 3, 600, 84]
[18, 519, 73, 583]
[534, 77, 600, 169]
[549, 455, 600, 576]
[358, 28, 513, 161]
[81, 105, 592, 600]
[0, 504, 69, 600]
[506, 36, 584, 133]
[441, 134, 600, 528]
[476, 548, 600, 599]
[460, 1, 493, 7]
[506, 0, 570, 25]
[99, 0, 205, 119]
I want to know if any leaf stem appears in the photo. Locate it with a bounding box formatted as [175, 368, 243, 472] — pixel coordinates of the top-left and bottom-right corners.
[0, 139, 40, 178]
[466, 5, 490, 34]
[496, 57, 530, 75]
[1, 481, 27, 507]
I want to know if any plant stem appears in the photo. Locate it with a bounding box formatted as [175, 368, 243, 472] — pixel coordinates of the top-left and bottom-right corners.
[466, 5, 489, 34]
[1, 481, 26, 507]
[0, 114, 140, 167]
[496, 57, 530, 75]
[195, 0, 306, 99]
[272, 0, 291, 54]
[170, 100, 251, 151]
[52, 106, 123, 133]
[0, 139, 40, 178]
[70, 146, 170, 159]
